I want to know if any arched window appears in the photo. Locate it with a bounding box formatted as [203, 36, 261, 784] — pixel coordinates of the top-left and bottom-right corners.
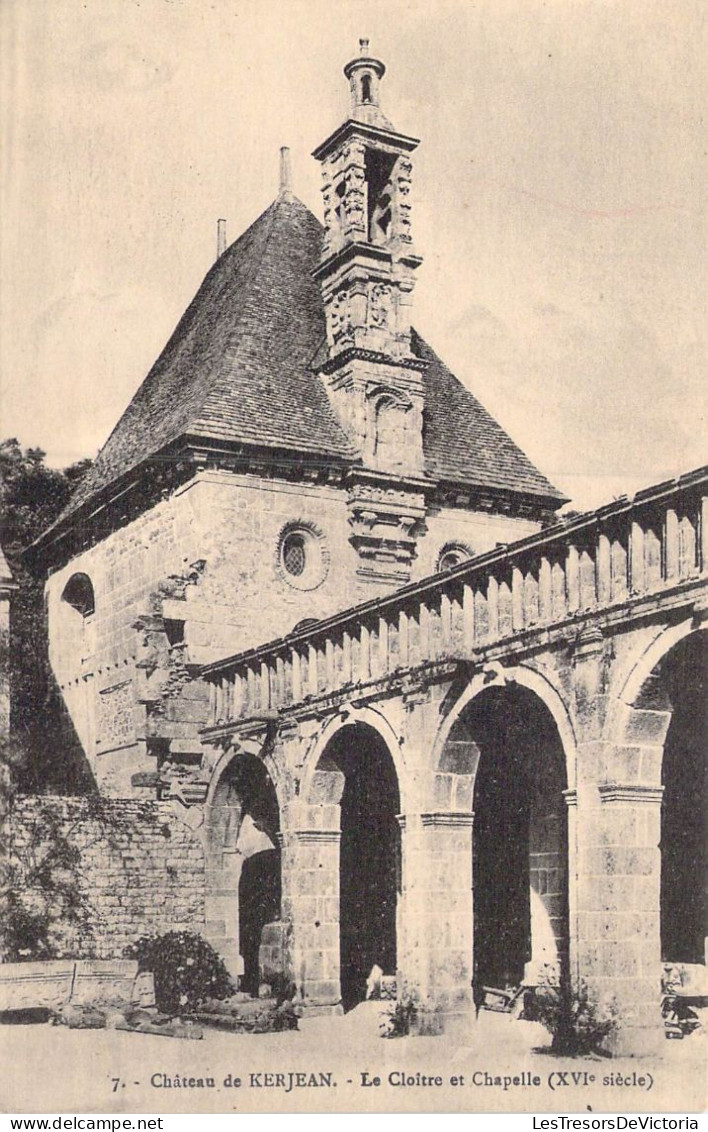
[437, 543, 474, 572]
[62, 573, 95, 617]
[361, 74, 372, 103]
[276, 522, 329, 591]
[368, 390, 412, 469]
[58, 572, 96, 672]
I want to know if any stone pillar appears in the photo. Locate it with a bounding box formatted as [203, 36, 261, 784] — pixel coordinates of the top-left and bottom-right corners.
[570, 625, 670, 1054]
[398, 811, 474, 1033]
[204, 850, 244, 979]
[564, 788, 580, 989]
[575, 780, 665, 1055]
[280, 801, 343, 1015]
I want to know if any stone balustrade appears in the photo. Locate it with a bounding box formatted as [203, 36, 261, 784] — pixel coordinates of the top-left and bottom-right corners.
[202, 467, 708, 732]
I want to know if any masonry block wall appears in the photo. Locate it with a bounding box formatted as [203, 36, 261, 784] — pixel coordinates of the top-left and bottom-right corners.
[5, 797, 205, 958]
[45, 467, 543, 795]
[415, 507, 539, 578]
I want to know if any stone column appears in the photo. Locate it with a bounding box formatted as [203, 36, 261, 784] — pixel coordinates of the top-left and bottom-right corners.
[204, 849, 244, 980]
[564, 788, 580, 990]
[575, 781, 665, 1055]
[280, 800, 342, 1015]
[398, 810, 474, 1033]
[570, 627, 669, 1053]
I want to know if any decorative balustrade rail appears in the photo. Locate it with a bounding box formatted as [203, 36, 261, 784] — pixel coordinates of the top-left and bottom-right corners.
[201, 467, 708, 732]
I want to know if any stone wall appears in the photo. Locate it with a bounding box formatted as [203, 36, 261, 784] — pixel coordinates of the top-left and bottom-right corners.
[45, 467, 541, 794]
[5, 796, 205, 959]
[415, 505, 539, 578]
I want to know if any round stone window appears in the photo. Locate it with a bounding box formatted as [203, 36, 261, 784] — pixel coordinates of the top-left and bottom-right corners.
[282, 532, 307, 577]
[277, 522, 329, 590]
[437, 542, 474, 572]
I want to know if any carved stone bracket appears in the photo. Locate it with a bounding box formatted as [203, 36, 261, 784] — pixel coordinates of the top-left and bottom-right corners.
[347, 477, 427, 581]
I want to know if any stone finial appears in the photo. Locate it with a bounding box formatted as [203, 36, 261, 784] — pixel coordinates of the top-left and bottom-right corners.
[216, 218, 227, 260]
[343, 39, 387, 121]
[279, 146, 293, 199]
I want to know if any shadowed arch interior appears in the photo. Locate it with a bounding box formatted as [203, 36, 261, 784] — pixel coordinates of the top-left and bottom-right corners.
[317, 722, 401, 1012]
[207, 752, 281, 995]
[657, 632, 707, 965]
[446, 684, 568, 996]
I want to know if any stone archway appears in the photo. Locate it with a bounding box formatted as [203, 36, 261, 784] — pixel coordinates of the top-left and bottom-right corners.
[586, 621, 708, 1051]
[615, 627, 708, 977]
[205, 750, 281, 993]
[441, 683, 569, 1002]
[324, 722, 401, 1011]
[658, 632, 707, 967]
[290, 718, 402, 1013]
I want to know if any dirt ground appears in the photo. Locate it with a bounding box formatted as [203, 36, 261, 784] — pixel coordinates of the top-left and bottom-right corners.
[1, 1005, 705, 1115]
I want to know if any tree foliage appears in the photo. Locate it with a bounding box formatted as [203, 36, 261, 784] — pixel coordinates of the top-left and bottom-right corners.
[0, 438, 92, 791]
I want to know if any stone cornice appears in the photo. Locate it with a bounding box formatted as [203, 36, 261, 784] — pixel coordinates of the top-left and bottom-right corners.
[288, 829, 341, 844]
[319, 345, 429, 376]
[599, 783, 664, 805]
[421, 812, 475, 827]
[312, 118, 420, 162]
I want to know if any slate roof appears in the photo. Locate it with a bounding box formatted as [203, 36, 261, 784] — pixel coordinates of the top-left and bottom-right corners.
[46, 192, 564, 540]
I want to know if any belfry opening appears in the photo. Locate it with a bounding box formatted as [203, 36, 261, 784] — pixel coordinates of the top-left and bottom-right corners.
[314, 723, 401, 1012]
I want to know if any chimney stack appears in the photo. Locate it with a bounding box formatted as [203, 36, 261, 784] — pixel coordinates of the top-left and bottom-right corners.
[216, 218, 227, 260]
[278, 146, 293, 199]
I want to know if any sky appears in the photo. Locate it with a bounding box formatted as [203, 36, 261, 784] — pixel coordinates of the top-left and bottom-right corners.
[1, 0, 705, 510]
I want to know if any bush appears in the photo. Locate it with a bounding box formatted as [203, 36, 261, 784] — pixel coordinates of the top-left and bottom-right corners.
[381, 995, 418, 1038]
[531, 981, 616, 1057]
[124, 931, 233, 1015]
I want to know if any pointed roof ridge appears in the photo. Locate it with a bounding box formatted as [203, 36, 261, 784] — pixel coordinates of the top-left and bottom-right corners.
[87, 197, 279, 460]
[48, 193, 351, 533]
[34, 193, 565, 555]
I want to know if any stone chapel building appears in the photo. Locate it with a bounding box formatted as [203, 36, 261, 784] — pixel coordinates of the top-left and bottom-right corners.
[29, 43, 706, 1049]
[33, 41, 565, 799]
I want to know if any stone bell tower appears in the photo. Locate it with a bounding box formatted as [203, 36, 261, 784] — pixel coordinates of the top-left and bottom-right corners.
[314, 40, 429, 583]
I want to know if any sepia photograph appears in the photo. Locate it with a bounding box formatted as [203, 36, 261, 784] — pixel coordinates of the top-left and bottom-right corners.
[0, 0, 706, 1117]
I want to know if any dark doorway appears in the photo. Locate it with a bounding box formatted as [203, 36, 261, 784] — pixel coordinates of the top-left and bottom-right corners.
[239, 850, 280, 995]
[321, 724, 401, 1011]
[450, 686, 568, 994]
[660, 633, 708, 965]
[211, 753, 281, 996]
